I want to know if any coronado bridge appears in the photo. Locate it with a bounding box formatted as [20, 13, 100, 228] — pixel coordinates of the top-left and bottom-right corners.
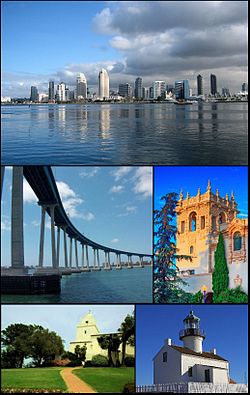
[1, 166, 152, 294]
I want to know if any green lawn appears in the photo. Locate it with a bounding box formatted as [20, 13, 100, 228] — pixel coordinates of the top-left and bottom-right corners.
[1, 367, 67, 392]
[73, 367, 134, 393]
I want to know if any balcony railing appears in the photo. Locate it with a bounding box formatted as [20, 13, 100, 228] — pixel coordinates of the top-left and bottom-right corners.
[179, 328, 205, 339]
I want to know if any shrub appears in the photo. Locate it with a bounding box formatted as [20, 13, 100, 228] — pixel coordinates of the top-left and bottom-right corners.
[191, 290, 203, 303]
[122, 383, 135, 393]
[91, 354, 109, 367]
[50, 358, 71, 367]
[84, 360, 92, 367]
[214, 286, 248, 303]
[124, 356, 135, 367]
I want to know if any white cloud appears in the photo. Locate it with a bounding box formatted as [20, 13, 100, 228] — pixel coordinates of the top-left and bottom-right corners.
[56, 181, 78, 200]
[111, 167, 133, 181]
[133, 167, 152, 198]
[109, 185, 124, 193]
[117, 205, 137, 217]
[1, 219, 11, 232]
[23, 179, 37, 203]
[79, 167, 100, 178]
[81, 212, 95, 221]
[111, 238, 119, 243]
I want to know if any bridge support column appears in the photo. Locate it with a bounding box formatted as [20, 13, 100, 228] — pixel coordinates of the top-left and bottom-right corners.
[81, 243, 85, 269]
[127, 255, 133, 269]
[97, 249, 101, 270]
[69, 237, 73, 270]
[116, 253, 122, 270]
[11, 166, 24, 269]
[139, 256, 144, 268]
[49, 204, 57, 269]
[38, 204, 46, 267]
[85, 245, 90, 270]
[62, 227, 68, 268]
[104, 251, 111, 270]
[92, 248, 99, 271]
[74, 238, 79, 271]
[56, 226, 60, 268]
[1, 166, 5, 199]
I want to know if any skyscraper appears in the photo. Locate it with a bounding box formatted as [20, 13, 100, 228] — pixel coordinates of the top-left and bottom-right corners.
[175, 80, 190, 100]
[197, 74, 203, 96]
[30, 86, 38, 102]
[242, 83, 248, 92]
[134, 77, 143, 99]
[48, 81, 55, 101]
[118, 83, 133, 98]
[56, 82, 66, 102]
[153, 81, 166, 99]
[98, 69, 109, 99]
[76, 73, 87, 100]
[210, 74, 217, 96]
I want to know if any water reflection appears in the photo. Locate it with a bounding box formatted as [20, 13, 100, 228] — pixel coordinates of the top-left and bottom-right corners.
[99, 106, 111, 137]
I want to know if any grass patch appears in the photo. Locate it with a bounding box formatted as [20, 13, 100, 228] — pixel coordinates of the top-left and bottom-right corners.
[73, 367, 134, 393]
[1, 368, 67, 392]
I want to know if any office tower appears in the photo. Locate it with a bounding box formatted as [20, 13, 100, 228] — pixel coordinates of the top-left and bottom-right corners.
[118, 83, 133, 98]
[134, 77, 143, 99]
[210, 74, 217, 96]
[30, 86, 38, 102]
[153, 81, 166, 99]
[175, 80, 190, 100]
[242, 83, 248, 92]
[166, 84, 174, 93]
[65, 89, 74, 101]
[197, 74, 203, 96]
[56, 82, 66, 102]
[149, 86, 154, 99]
[222, 87, 230, 97]
[76, 73, 87, 100]
[48, 81, 54, 101]
[98, 68, 109, 99]
[142, 87, 149, 100]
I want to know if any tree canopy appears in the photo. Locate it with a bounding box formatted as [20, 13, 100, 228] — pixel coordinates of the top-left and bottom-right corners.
[212, 232, 229, 297]
[118, 313, 135, 365]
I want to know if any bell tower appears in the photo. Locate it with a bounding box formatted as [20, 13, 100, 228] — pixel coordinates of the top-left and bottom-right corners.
[175, 181, 238, 274]
[179, 310, 205, 353]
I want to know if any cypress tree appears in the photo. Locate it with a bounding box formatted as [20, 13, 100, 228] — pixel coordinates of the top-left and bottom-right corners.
[212, 232, 229, 296]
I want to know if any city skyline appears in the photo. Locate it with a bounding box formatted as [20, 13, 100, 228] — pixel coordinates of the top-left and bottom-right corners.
[2, 1, 248, 97]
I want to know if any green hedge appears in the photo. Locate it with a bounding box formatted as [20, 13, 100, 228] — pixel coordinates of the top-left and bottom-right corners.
[124, 356, 135, 367]
[91, 354, 109, 367]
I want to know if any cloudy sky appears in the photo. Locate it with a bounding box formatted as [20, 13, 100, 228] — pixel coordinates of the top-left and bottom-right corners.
[2, 1, 248, 97]
[1, 166, 152, 267]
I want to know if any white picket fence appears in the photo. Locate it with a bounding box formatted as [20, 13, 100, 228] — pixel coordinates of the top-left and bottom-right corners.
[136, 383, 248, 393]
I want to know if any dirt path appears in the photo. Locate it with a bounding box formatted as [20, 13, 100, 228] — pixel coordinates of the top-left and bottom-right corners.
[60, 367, 97, 393]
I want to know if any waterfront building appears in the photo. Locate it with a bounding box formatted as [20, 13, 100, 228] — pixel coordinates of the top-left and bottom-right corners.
[56, 82, 66, 102]
[166, 84, 174, 94]
[222, 87, 230, 97]
[118, 83, 133, 98]
[149, 86, 154, 99]
[65, 88, 74, 102]
[38, 93, 48, 103]
[142, 87, 149, 100]
[69, 311, 134, 362]
[135, 77, 143, 99]
[30, 86, 38, 102]
[242, 83, 248, 93]
[153, 81, 166, 99]
[153, 311, 230, 385]
[98, 68, 109, 100]
[197, 74, 203, 96]
[1, 96, 11, 103]
[48, 81, 55, 101]
[76, 73, 87, 100]
[210, 74, 217, 96]
[175, 181, 248, 294]
[175, 80, 190, 100]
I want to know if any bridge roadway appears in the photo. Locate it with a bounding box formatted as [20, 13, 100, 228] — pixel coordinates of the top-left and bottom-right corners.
[23, 166, 152, 259]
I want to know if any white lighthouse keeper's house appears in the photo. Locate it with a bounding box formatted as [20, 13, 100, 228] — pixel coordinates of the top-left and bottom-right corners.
[153, 311, 230, 385]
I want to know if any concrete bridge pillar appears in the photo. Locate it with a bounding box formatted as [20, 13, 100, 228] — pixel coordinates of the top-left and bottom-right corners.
[38, 204, 47, 267]
[139, 256, 144, 268]
[97, 249, 101, 269]
[104, 251, 110, 270]
[49, 204, 57, 268]
[85, 244, 89, 270]
[1, 166, 5, 199]
[62, 226, 68, 268]
[69, 237, 73, 269]
[127, 255, 133, 269]
[74, 238, 79, 270]
[116, 253, 122, 270]
[11, 166, 24, 269]
[56, 226, 61, 268]
[93, 248, 97, 269]
[81, 243, 85, 269]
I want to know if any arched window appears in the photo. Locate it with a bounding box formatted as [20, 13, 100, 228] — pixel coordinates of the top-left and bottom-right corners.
[219, 212, 226, 224]
[233, 232, 242, 251]
[200, 216, 205, 229]
[190, 246, 194, 254]
[189, 212, 197, 232]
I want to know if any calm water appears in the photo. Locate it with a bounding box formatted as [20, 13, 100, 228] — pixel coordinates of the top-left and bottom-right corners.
[1, 102, 248, 165]
[1, 266, 152, 303]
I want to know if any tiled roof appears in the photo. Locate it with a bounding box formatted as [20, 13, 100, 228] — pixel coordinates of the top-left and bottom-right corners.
[170, 345, 228, 361]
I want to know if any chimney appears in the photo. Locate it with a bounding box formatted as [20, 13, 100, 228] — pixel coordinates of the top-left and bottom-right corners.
[165, 338, 172, 346]
[210, 348, 216, 355]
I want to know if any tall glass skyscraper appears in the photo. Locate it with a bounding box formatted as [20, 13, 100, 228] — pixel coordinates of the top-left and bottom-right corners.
[30, 86, 38, 102]
[210, 74, 217, 96]
[76, 73, 87, 100]
[197, 74, 203, 96]
[48, 81, 54, 101]
[153, 81, 166, 99]
[98, 69, 109, 99]
[135, 77, 143, 99]
[175, 80, 190, 100]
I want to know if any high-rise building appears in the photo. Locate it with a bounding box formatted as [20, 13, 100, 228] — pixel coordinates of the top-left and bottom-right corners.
[142, 87, 149, 100]
[98, 68, 109, 100]
[48, 81, 55, 101]
[197, 74, 203, 96]
[76, 73, 87, 100]
[118, 83, 133, 98]
[153, 81, 166, 99]
[175, 80, 190, 100]
[56, 82, 66, 102]
[65, 88, 74, 101]
[221, 87, 230, 97]
[242, 83, 248, 92]
[210, 74, 217, 96]
[30, 86, 38, 102]
[134, 77, 143, 99]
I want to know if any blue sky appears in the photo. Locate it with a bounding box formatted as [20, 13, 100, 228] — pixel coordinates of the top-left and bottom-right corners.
[154, 166, 248, 219]
[1, 166, 152, 267]
[1, 304, 134, 351]
[2, 1, 248, 96]
[136, 305, 248, 385]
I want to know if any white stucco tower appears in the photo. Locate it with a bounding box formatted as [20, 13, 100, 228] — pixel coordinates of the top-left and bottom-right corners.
[98, 68, 109, 99]
[179, 310, 205, 353]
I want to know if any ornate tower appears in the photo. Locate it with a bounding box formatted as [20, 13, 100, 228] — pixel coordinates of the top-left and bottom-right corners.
[175, 181, 238, 274]
[179, 310, 205, 353]
[69, 311, 100, 355]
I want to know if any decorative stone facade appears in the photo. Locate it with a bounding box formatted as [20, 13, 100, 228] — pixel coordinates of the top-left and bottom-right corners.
[175, 181, 248, 293]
